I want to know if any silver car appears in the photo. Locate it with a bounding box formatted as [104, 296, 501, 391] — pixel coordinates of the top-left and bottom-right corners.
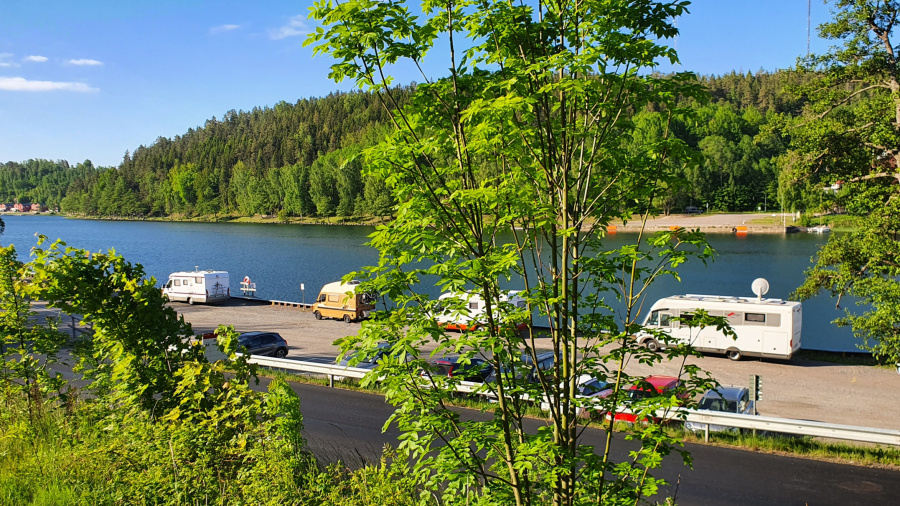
[685, 386, 755, 433]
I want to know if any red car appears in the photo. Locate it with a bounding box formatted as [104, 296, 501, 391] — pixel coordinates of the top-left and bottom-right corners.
[608, 375, 688, 424]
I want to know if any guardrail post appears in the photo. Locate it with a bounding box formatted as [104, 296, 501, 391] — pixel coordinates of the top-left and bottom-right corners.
[329, 374, 334, 388]
[704, 424, 709, 443]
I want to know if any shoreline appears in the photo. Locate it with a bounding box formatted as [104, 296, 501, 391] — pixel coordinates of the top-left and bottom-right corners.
[8, 212, 802, 234]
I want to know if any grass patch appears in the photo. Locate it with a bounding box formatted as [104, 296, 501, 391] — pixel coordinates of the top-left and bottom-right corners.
[682, 430, 900, 468]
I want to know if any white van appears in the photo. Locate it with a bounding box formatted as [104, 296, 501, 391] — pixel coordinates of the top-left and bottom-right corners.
[162, 270, 230, 305]
[638, 294, 802, 360]
[436, 290, 528, 331]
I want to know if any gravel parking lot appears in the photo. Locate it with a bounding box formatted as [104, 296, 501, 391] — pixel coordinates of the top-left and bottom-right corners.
[176, 298, 900, 430]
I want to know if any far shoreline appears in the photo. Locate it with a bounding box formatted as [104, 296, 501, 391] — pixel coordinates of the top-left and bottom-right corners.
[5, 211, 820, 234]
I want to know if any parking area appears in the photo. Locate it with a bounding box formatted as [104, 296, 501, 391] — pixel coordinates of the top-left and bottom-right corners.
[174, 299, 900, 430]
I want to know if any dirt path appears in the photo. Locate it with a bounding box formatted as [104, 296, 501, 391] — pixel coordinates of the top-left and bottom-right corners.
[177, 299, 900, 431]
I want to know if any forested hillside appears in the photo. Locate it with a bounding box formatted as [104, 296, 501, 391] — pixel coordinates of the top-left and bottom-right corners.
[0, 71, 815, 219]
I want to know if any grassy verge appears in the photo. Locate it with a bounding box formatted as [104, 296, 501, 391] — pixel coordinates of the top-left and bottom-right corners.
[681, 430, 900, 467]
[0, 391, 427, 506]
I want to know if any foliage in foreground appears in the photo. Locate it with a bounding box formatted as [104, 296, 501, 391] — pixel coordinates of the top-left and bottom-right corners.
[0, 389, 424, 506]
[308, 0, 726, 505]
[786, 0, 900, 364]
[0, 238, 427, 506]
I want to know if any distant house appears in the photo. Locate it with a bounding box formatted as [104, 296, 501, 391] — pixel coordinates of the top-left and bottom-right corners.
[0, 203, 10, 212]
[14, 203, 32, 212]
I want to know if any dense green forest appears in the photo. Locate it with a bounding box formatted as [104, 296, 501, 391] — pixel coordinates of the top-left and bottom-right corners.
[0, 71, 816, 219]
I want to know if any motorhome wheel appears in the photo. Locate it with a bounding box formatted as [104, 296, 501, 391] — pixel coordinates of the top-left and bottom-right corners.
[643, 338, 660, 352]
[313, 311, 322, 320]
[187, 297, 194, 305]
[343, 314, 352, 323]
[726, 349, 742, 361]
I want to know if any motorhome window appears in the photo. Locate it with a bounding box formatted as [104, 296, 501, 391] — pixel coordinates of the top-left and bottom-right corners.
[680, 313, 696, 325]
[327, 294, 340, 302]
[516, 300, 526, 308]
[174, 279, 181, 287]
[745, 313, 766, 323]
[195, 277, 203, 284]
[318, 294, 326, 302]
[469, 302, 479, 310]
[649, 310, 672, 326]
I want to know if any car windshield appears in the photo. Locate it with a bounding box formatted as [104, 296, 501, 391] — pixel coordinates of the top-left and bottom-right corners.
[627, 388, 656, 401]
[580, 380, 609, 395]
[699, 397, 738, 412]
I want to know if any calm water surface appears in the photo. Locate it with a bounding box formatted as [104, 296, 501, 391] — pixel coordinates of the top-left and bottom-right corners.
[1, 215, 854, 351]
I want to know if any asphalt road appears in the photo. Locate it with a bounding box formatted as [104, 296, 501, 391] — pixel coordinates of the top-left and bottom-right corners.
[283, 380, 900, 506]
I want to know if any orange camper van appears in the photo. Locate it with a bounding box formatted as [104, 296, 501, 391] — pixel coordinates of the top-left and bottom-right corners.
[311, 280, 376, 323]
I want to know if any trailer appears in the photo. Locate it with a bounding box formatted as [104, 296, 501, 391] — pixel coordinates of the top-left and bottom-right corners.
[638, 292, 802, 361]
[162, 270, 230, 305]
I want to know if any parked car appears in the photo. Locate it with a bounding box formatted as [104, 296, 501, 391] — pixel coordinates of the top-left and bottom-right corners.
[685, 386, 755, 433]
[608, 375, 688, 424]
[539, 374, 613, 416]
[684, 206, 702, 214]
[484, 351, 555, 385]
[336, 341, 391, 368]
[237, 331, 289, 358]
[423, 356, 494, 382]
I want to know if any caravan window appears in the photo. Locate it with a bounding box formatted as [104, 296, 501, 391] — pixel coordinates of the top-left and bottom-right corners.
[745, 313, 766, 324]
[195, 277, 203, 284]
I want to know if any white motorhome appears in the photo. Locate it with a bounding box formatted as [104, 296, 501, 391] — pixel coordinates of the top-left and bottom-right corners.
[162, 270, 230, 305]
[436, 290, 528, 331]
[638, 293, 802, 361]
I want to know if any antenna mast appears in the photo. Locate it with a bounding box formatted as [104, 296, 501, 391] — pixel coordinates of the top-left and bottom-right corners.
[807, 0, 811, 58]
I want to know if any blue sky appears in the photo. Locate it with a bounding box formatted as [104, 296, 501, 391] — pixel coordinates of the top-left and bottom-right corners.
[1, 0, 833, 167]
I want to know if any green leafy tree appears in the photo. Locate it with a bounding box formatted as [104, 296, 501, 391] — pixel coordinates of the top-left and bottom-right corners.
[28, 237, 202, 411]
[786, 0, 900, 363]
[308, 0, 718, 504]
[0, 245, 68, 408]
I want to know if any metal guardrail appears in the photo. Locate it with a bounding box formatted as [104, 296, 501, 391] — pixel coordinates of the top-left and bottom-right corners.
[246, 355, 900, 447]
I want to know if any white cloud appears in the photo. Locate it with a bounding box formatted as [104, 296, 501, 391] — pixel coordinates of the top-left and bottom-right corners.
[269, 15, 308, 39]
[24, 55, 48, 63]
[210, 24, 240, 35]
[66, 58, 103, 66]
[0, 76, 98, 92]
[0, 53, 19, 68]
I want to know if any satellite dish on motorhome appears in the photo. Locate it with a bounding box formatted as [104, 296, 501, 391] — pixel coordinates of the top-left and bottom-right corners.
[751, 278, 770, 300]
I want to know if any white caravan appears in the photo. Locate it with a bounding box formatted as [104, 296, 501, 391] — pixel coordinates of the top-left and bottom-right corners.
[638, 290, 802, 361]
[436, 290, 528, 331]
[162, 270, 230, 305]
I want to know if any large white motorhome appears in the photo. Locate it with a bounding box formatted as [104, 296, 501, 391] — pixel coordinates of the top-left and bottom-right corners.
[162, 270, 230, 305]
[436, 290, 528, 331]
[638, 292, 802, 361]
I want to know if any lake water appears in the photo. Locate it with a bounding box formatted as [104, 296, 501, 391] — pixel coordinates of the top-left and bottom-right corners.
[0, 214, 856, 352]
